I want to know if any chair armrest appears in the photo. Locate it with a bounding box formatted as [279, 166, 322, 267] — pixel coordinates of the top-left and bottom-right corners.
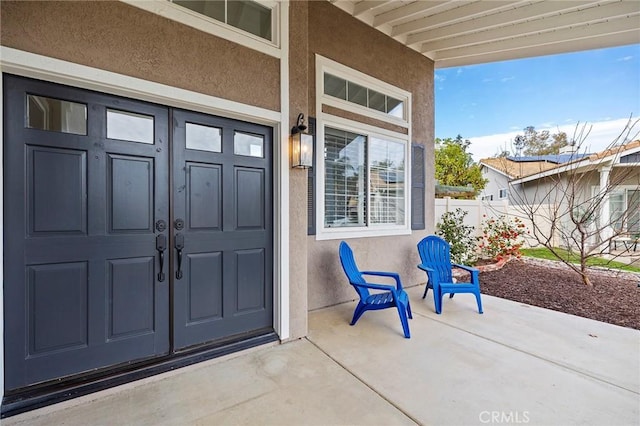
[417, 264, 434, 273]
[417, 264, 440, 285]
[360, 271, 402, 290]
[453, 263, 479, 285]
[353, 282, 396, 292]
[452, 263, 479, 274]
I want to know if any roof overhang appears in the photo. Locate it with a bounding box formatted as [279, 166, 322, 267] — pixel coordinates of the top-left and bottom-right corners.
[329, 0, 640, 68]
[510, 141, 640, 184]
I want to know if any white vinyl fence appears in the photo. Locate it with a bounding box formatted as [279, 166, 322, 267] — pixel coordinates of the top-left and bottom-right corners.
[435, 198, 558, 248]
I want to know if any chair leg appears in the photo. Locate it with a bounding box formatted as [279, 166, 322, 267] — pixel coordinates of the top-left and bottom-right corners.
[449, 293, 455, 299]
[350, 302, 367, 325]
[475, 291, 484, 314]
[422, 285, 429, 299]
[406, 299, 413, 319]
[396, 302, 411, 338]
[433, 291, 443, 314]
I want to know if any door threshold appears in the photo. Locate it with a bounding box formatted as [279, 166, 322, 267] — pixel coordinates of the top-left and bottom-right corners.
[1, 331, 278, 419]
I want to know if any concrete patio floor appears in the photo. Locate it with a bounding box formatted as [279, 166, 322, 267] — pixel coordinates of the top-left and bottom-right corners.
[5, 285, 639, 426]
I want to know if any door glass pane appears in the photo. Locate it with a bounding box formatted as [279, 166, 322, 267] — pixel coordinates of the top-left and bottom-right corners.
[324, 127, 366, 227]
[107, 110, 154, 144]
[186, 123, 222, 152]
[27, 95, 87, 135]
[227, 1, 272, 40]
[234, 131, 263, 157]
[610, 191, 625, 232]
[174, 0, 225, 21]
[628, 190, 639, 234]
[369, 137, 405, 225]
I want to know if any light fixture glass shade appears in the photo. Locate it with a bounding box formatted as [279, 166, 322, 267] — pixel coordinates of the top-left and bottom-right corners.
[291, 132, 313, 168]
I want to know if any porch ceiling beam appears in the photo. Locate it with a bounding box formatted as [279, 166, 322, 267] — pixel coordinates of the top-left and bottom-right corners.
[434, 30, 640, 68]
[373, 1, 448, 27]
[408, 0, 600, 47]
[419, 1, 639, 53]
[432, 16, 640, 61]
[391, 1, 519, 37]
[352, 0, 391, 17]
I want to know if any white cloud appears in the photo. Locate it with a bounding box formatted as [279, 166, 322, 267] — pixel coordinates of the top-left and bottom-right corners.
[617, 55, 633, 62]
[500, 76, 515, 82]
[468, 118, 640, 162]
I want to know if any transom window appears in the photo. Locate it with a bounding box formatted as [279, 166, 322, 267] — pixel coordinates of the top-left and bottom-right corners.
[172, 0, 273, 42]
[323, 126, 406, 229]
[129, 1, 281, 57]
[324, 74, 405, 119]
[317, 56, 410, 128]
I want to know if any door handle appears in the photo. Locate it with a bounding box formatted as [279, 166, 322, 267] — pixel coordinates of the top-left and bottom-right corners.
[156, 234, 166, 282]
[175, 233, 184, 279]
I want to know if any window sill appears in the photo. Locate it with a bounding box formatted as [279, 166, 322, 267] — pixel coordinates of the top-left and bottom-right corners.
[314, 227, 411, 241]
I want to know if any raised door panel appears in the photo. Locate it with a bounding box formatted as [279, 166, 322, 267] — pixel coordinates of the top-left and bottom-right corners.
[28, 146, 87, 235]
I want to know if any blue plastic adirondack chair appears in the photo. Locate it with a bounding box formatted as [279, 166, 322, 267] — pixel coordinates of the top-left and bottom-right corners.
[417, 235, 483, 315]
[339, 241, 412, 338]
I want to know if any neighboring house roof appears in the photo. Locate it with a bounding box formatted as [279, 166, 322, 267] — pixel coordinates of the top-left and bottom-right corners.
[587, 139, 640, 161]
[505, 154, 590, 164]
[479, 157, 561, 179]
[511, 140, 640, 184]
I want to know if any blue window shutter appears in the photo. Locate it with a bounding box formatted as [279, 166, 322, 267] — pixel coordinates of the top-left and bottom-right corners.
[411, 143, 425, 230]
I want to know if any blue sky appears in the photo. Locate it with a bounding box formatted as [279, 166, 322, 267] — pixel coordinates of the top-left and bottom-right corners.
[435, 44, 640, 161]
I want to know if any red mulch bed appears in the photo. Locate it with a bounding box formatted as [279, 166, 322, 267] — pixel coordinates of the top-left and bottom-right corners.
[475, 259, 640, 330]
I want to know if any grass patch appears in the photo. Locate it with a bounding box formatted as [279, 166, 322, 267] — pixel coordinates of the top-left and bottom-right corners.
[521, 247, 640, 273]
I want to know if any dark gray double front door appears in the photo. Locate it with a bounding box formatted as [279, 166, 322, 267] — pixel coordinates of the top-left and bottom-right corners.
[3, 75, 273, 391]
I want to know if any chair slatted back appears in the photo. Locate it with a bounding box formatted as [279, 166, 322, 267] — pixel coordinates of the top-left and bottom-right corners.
[417, 235, 453, 283]
[339, 241, 370, 300]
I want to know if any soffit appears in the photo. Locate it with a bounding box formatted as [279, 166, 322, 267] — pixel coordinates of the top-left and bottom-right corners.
[329, 0, 640, 68]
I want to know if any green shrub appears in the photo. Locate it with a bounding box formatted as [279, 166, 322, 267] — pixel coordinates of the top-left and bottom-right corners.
[436, 208, 478, 265]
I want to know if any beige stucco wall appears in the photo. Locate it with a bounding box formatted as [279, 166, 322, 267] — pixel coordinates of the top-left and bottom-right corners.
[0, 0, 280, 111]
[0, 0, 436, 336]
[288, 1, 310, 339]
[305, 2, 436, 310]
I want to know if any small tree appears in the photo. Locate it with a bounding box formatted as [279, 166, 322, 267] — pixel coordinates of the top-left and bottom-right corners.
[500, 126, 570, 157]
[435, 135, 487, 196]
[436, 208, 478, 265]
[509, 118, 640, 286]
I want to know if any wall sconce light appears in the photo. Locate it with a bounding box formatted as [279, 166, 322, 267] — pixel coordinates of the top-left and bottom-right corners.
[290, 113, 313, 169]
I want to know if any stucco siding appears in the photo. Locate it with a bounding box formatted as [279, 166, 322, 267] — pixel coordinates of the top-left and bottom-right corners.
[305, 2, 435, 311]
[0, 0, 280, 111]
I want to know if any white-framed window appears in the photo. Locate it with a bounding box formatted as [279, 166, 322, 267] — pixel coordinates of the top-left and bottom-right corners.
[315, 56, 411, 240]
[323, 125, 406, 226]
[123, 0, 281, 58]
[316, 55, 410, 129]
[499, 188, 508, 199]
[324, 73, 406, 121]
[482, 195, 494, 201]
